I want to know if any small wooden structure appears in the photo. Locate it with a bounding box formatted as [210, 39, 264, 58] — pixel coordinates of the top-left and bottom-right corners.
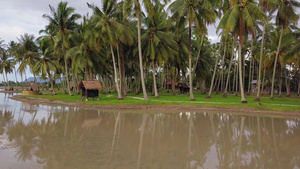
[22, 82, 41, 95]
[79, 81, 102, 101]
[177, 82, 190, 94]
[165, 80, 178, 90]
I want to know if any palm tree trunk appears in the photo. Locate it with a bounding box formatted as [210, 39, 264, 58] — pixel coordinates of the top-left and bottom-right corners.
[223, 38, 236, 97]
[117, 43, 123, 97]
[188, 19, 195, 101]
[207, 42, 222, 98]
[247, 40, 254, 94]
[5, 72, 10, 89]
[238, 42, 247, 103]
[256, 25, 266, 101]
[110, 44, 123, 100]
[14, 68, 18, 89]
[136, 6, 149, 101]
[47, 70, 56, 95]
[3, 73, 7, 90]
[261, 66, 266, 95]
[220, 40, 227, 92]
[284, 65, 290, 97]
[271, 26, 283, 98]
[192, 35, 204, 78]
[62, 43, 73, 96]
[297, 77, 300, 95]
[278, 67, 282, 97]
[152, 60, 159, 98]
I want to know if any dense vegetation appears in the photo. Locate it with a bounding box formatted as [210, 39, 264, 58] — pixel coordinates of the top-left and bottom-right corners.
[0, 0, 300, 103]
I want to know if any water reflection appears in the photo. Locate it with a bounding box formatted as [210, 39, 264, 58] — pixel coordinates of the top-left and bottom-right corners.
[0, 93, 299, 169]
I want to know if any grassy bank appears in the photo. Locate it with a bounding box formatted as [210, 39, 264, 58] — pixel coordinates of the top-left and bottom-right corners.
[18, 90, 300, 112]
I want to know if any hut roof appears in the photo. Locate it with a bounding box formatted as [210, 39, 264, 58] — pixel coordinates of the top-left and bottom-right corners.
[79, 81, 102, 90]
[177, 82, 190, 88]
[69, 81, 77, 88]
[22, 82, 41, 88]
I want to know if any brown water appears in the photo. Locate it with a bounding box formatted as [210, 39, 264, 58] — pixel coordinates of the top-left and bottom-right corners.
[0, 92, 299, 169]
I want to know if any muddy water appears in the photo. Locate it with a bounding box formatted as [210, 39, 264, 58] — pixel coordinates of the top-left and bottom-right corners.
[0, 92, 299, 169]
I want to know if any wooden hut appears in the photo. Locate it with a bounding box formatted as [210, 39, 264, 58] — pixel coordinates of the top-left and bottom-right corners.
[22, 82, 41, 95]
[79, 81, 102, 101]
[177, 82, 190, 94]
[165, 80, 178, 90]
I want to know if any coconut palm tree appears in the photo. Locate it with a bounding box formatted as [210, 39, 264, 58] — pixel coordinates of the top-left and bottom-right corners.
[17, 33, 39, 83]
[88, 0, 135, 100]
[0, 49, 14, 89]
[34, 37, 59, 94]
[134, 0, 150, 101]
[43, 2, 81, 96]
[168, 0, 216, 100]
[218, 0, 267, 103]
[270, 0, 300, 98]
[142, 2, 177, 98]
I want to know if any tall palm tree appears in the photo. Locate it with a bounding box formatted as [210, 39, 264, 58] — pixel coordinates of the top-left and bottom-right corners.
[34, 37, 59, 94]
[88, 0, 135, 100]
[134, 0, 150, 101]
[168, 0, 216, 100]
[43, 2, 81, 96]
[142, 2, 177, 98]
[218, 0, 267, 103]
[270, 0, 300, 98]
[0, 49, 14, 89]
[17, 33, 39, 82]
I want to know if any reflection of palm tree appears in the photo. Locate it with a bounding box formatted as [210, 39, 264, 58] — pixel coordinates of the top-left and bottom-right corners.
[137, 114, 147, 169]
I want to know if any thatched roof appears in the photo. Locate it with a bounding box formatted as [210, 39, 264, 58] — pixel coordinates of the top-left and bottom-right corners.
[79, 81, 102, 90]
[177, 82, 190, 89]
[22, 82, 41, 88]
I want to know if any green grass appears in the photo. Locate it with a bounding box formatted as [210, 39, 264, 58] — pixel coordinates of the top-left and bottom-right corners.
[21, 89, 300, 112]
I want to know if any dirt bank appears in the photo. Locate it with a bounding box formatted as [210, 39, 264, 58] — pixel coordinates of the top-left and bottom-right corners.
[9, 95, 300, 118]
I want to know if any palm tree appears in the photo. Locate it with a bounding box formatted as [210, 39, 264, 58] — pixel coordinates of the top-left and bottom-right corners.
[88, 0, 135, 100]
[134, 0, 150, 101]
[17, 33, 39, 82]
[168, 0, 216, 100]
[218, 0, 266, 103]
[43, 2, 81, 96]
[34, 37, 59, 94]
[0, 49, 14, 89]
[270, 0, 300, 98]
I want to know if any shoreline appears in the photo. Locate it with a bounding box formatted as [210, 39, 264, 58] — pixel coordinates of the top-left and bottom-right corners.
[10, 94, 300, 118]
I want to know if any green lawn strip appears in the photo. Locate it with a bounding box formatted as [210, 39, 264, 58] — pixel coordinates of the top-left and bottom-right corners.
[20, 90, 300, 112]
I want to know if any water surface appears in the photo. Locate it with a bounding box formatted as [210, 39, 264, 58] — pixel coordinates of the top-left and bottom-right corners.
[0, 92, 299, 169]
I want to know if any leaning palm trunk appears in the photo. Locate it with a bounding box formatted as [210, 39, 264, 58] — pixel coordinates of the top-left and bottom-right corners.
[152, 60, 159, 98]
[207, 43, 221, 98]
[62, 43, 73, 96]
[3, 73, 7, 90]
[223, 38, 236, 97]
[220, 40, 227, 92]
[47, 70, 56, 95]
[271, 27, 283, 98]
[256, 25, 266, 101]
[192, 35, 204, 78]
[188, 19, 195, 101]
[136, 6, 149, 101]
[110, 44, 123, 100]
[14, 68, 18, 89]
